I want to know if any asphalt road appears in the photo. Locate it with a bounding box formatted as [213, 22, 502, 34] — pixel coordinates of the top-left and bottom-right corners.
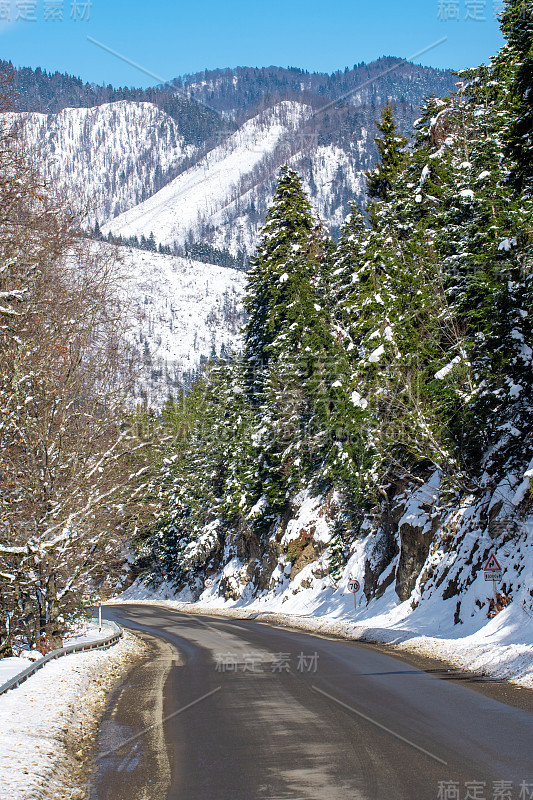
[90, 604, 533, 800]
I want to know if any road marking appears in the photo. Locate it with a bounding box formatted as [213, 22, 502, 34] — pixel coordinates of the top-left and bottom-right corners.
[312, 685, 448, 766]
[99, 686, 222, 758]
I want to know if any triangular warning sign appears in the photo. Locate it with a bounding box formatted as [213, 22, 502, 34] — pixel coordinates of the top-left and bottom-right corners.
[484, 553, 502, 572]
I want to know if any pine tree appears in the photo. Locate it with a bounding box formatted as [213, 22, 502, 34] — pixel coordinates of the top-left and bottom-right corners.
[501, 0, 533, 191]
[331, 202, 368, 324]
[343, 97, 468, 483]
[243, 165, 316, 393]
[147, 231, 157, 252]
[241, 166, 346, 517]
[418, 52, 533, 465]
[366, 99, 408, 205]
[143, 364, 239, 585]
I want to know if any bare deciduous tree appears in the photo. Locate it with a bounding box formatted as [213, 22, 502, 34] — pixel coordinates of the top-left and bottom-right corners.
[0, 67, 150, 656]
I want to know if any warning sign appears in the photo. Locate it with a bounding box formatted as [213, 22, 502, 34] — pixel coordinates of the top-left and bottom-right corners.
[484, 553, 502, 581]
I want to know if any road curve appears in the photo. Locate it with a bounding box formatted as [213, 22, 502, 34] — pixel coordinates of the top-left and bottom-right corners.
[90, 604, 533, 800]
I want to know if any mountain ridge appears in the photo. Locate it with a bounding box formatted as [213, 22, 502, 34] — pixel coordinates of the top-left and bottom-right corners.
[8, 58, 457, 254]
[178, 58, 456, 119]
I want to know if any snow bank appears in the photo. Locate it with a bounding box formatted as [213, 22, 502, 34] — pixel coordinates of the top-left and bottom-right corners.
[0, 624, 118, 690]
[0, 631, 144, 800]
[0, 654, 44, 686]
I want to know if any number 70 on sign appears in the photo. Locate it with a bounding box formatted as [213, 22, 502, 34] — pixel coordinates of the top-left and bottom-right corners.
[347, 578, 360, 612]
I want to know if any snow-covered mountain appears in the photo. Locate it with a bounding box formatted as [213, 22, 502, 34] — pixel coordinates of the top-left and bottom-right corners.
[9, 61, 455, 406]
[103, 101, 368, 253]
[104, 102, 312, 250]
[178, 61, 456, 120]
[122, 248, 246, 407]
[20, 98, 367, 254]
[8, 97, 382, 407]
[11, 58, 457, 259]
[22, 101, 198, 222]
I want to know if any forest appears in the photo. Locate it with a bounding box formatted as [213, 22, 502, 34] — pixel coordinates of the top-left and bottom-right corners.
[134, 0, 533, 593]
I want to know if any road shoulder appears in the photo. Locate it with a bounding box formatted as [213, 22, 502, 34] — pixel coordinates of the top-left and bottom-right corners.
[88, 630, 176, 800]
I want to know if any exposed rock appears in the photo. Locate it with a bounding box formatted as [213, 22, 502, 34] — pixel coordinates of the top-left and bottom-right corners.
[291, 542, 319, 578]
[233, 516, 284, 593]
[396, 509, 442, 602]
[363, 484, 404, 601]
[364, 524, 399, 601]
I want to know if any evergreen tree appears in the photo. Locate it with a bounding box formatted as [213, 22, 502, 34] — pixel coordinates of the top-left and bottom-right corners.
[331, 203, 368, 320]
[241, 166, 347, 516]
[141, 364, 238, 585]
[147, 231, 157, 252]
[366, 99, 408, 204]
[501, 0, 533, 191]
[243, 165, 316, 391]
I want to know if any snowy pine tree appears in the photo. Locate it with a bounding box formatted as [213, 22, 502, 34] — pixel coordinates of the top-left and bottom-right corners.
[243, 165, 317, 393]
[501, 0, 533, 191]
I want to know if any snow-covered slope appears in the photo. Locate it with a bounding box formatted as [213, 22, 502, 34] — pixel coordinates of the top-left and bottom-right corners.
[21, 101, 196, 222]
[104, 101, 369, 254]
[17, 97, 375, 256]
[178, 141, 369, 255]
[122, 475, 533, 687]
[121, 248, 246, 407]
[296, 143, 368, 231]
[104, 101, 315, 250]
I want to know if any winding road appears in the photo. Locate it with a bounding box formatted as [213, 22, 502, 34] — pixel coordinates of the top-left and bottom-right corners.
[89, 604, 533, 800]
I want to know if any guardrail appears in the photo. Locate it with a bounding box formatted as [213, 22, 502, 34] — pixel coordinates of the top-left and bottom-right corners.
[0, 620, 122, 696]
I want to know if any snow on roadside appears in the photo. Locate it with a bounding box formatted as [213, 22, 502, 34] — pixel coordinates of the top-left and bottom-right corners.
[62, 622, 118, 647]
[0, 630, 145, 800]
[115, 480, 533, 690]
[0, 653, 44, 685]
[0, 624, 117, 688]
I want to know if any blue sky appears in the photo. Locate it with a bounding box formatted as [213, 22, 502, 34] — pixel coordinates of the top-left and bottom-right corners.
[0, 0, 504, 87]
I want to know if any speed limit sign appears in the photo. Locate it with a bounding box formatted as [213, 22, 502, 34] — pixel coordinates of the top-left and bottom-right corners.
[347, 578, 360, 613]
[204, 577, 214, 588]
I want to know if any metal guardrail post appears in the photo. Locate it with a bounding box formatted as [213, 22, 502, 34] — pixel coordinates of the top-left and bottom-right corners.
[0, 620, 123, 696]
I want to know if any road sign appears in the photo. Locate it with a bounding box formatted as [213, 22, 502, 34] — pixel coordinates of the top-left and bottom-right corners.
[204, 578, 214, 588]
[484, 553, 502, 581]
[347, 578, 360, 614]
